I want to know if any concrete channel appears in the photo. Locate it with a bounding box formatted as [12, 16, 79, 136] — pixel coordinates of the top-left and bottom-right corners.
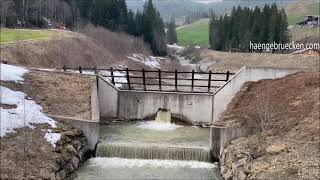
[55, 67, 302, 179]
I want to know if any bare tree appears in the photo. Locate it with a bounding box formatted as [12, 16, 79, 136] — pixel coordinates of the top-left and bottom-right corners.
[0, 0, 16, 27]
[255, 84, 280, 134]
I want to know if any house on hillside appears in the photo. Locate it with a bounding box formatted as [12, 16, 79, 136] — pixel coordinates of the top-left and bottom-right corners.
[42, 17, 66, 30]
[297, 15, 320, 26]
[291, 48, 320, 56]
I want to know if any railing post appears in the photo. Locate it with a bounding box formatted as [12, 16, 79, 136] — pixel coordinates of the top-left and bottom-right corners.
[126, 68, 131, 90]
[226, 71, 230, 81]
[79, 66, 82, 74]
[110, 67, 115, 85]
[158, 69, 162, 91]
[62, 65, 66, 72]
[142, 68, 146, 91]
[94, 66, 98, 74]
[208, 70, 212, 93]
[191, 70, 194, 92]
[175, 69, 178, 92]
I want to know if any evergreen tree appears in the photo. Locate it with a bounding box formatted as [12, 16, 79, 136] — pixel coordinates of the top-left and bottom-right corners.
[209, 3, 289, 53]
[127, 10, 136, 35]
[134, 10, 144, 37]
[118, 0, 128, 31]
[142, 0, 167, 55]
[260, 4, 271, 44]
[278, 8, 289, 44]
[251, 7, 262, 47]
[167, 20, 178, 45]
[268, 3, 279, 44]
[209, 16, 215, 49]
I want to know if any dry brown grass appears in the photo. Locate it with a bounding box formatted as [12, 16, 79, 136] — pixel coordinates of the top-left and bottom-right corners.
[1, 70, 92, 119]
[0, 124, 57, 179]
[0, 25, 152, 69]
[200, 49, 320, 73]
[290, 26, 320, 43]
[81, 24, 151, 59]
[218, 72, 320, 179]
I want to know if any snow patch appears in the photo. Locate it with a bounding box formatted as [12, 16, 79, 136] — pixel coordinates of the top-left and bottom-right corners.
[0, 63, 29, 82]
[99, 69, 129, 88]
[167, 44, 185, 50]
[37, 68, 57, 72]
[65, 69, 95, 75]
[127, 54, 160, 69]
[44, 130, 61, 148]
[0, 86, 57, 137]
[87, 157, 217, 169]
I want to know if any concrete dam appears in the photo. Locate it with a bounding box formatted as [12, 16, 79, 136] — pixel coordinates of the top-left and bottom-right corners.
[72, 67, 300, 179]
[96, 109, 212, 162]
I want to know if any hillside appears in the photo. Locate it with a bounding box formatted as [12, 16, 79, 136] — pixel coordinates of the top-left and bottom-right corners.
[0, 29, 72, 44]
[216, 72, 320, 179]
[290, 26, 320, 44]
[199, 49, 319, 73]
[127, 0, 292, 21]
[286, 0, 320, 25]
[176, 18, 209, 48]
[0, 27, 184, 71]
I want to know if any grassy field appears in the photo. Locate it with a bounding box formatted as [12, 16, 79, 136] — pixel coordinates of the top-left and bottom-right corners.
[286, 0, 320, 25]
[0, 29, 54, 44]
[176, 18, 209, 48]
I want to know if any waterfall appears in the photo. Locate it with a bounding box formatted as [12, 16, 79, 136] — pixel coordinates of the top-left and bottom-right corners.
[155, 109, 171, 123]
[96, 142, 212, 162]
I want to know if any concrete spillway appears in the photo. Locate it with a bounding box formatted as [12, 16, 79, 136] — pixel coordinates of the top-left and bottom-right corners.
[96, 142, 212, 162]
[155, 109, 171, 123]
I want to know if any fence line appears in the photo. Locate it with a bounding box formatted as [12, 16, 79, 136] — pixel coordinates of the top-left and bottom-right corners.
[62, 66, 234, 93]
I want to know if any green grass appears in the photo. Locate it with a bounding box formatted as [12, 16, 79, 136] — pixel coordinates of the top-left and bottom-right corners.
[0, 29, 53, 44]
[176, 18, 210, 48]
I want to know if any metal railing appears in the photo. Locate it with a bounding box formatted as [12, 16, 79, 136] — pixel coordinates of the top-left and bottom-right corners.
[62, 66, 234, 93]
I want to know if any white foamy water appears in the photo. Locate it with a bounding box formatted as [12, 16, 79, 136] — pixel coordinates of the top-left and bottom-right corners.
[76, 157, 222, 180]
[137, 121, 182, 131]
[88, 157, 216, 169]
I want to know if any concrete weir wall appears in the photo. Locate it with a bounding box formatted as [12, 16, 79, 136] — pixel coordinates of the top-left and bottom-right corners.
[118, 91, 213, 124]
[210, 126, 249, 158]
[97, 76, 118, 118]
[210, 67, 301, 158]
[97, 75, 214, 124]
[48, 76, 101, 150]
[212, 67, 301, 122]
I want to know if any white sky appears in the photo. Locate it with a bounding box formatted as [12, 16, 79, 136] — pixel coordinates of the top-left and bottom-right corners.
[192, 0, 223, 4]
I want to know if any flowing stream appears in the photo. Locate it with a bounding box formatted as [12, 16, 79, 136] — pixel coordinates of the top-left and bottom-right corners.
[76, 157, 222, 180]
[77, 110, 222, 179]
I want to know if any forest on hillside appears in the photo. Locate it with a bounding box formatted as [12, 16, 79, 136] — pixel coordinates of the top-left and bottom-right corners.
[0, 0, 167, 56]
[209, 4, 289, 52]
[127, 0, 292, 23]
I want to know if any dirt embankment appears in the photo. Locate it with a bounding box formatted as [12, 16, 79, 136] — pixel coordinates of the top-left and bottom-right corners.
[0, 70, 93, 179]
[0, 123, 90, 180]
[1, 70, 92, 119]
[200, 49, 319, 73]
[216, 72, 319, 179]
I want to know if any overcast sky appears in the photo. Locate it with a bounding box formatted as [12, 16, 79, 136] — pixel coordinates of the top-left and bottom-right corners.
[192, 0, 223, 4]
